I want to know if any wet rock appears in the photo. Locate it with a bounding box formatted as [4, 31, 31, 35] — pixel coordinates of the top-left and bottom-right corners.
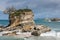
[31, 30, 41, 36]
[0, 29, 3, 32]
[3, 31, 17, 36]
[2, 33, 8, 36]
[0, 26, 4, 32]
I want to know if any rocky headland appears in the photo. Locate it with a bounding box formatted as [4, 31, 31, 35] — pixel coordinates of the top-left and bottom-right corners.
[0, 8, 51, 37]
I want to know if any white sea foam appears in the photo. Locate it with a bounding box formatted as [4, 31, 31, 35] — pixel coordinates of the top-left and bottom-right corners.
[0, 30, 60, 38]
[17, 30, 60, 38]
[40, 30, 56, 37]
[57, 32, 60, 38]
[40, 30, 60, 38]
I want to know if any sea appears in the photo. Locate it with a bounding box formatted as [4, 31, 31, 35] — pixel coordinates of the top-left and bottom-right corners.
[0, 19, 60, 40]
[35, 19, 60, 32]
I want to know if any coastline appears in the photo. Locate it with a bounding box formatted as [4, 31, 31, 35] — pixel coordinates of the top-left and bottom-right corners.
[0, 30, 60, 38]
[0, 30, 59, 40]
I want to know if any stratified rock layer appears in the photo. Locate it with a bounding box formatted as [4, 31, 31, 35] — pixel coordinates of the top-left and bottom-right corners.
[6, 9, 35, 31]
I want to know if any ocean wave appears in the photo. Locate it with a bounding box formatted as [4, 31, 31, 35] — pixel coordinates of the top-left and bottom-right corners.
[40, 30, 60, 38]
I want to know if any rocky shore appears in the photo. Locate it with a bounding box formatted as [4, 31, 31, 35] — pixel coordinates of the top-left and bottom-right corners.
[0, 8, 51, 37]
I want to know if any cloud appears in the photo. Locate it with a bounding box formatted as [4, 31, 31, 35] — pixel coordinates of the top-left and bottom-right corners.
[0, 0, 60, 19]
[0, 11, 8, 20]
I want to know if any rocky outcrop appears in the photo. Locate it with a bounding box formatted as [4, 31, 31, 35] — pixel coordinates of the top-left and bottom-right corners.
[3, 8, 51, 36]
[36, 25, 51, 33]
[0, 9, 35, 32]
[31, 25, 51, 36]
[7, 9, 35, 28]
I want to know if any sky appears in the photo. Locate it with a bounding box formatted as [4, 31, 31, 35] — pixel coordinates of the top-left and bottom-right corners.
[0, 0, 60, 20]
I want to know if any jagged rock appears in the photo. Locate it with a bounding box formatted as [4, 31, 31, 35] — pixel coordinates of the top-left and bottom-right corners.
[31, 30, 41, 36]
[31, 25, 51, 36]
[35, 25, 51, 33]
[41, 28, 51, 33]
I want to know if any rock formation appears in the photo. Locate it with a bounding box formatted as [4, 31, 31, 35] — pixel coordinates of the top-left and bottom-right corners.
[3, 8, 51, 36]
[31, 25, 51, 36]
[4, 9, 35, 31]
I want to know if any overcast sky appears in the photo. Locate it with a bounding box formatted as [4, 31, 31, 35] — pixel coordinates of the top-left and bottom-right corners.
[0, 0, 60, 20]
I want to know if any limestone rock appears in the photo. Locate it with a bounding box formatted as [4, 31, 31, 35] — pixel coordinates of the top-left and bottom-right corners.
[7, 9, 35, 29]
[3, 8, 51, 37]
[22, 25, 34, 32]
[35, 25, 51, 33]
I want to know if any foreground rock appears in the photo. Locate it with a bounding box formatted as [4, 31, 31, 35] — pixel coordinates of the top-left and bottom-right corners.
[31, 25, 51, 36]
[31, 30, 41, 36]
[0, 25, 51, 37]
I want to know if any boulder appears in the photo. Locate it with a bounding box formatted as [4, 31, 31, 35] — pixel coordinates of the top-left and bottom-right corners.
[31, 30, 41, 36]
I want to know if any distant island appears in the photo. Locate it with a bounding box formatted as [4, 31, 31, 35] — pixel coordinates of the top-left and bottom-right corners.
[45, 18, 60, 22]
[0, 7, 51, 37]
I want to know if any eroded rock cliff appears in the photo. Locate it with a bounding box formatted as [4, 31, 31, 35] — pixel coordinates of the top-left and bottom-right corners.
[6, 9, 35, 31]
[3, 8, 51, 36]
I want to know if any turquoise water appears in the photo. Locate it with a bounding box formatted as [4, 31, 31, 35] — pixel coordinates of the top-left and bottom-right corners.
[0, 20, 9, 26]
[0, 36, 24, 40]
[0, 19, 60, 31]
[35, 19, 60, 32]
[0, 36, 57, 40]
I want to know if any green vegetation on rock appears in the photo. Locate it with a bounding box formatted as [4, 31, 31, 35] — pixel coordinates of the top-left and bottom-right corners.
[14, 12, 20, 16]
